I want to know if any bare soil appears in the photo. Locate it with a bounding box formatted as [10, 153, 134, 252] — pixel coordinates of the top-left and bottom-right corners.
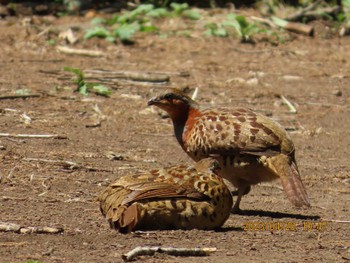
[0, 11, 349, 263]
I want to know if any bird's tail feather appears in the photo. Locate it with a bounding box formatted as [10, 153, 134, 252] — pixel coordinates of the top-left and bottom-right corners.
[268, 154, 310, 207]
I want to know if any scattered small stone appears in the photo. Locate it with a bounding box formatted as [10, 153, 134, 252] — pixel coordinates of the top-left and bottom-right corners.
[332, 90, 342, 97]
[282, 75, 302, 81]
[105, 151, 124, 161]
[246, 77, 259, 86]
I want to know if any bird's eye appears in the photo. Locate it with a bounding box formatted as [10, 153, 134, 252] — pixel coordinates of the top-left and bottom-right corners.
[163, 94, 173, 100]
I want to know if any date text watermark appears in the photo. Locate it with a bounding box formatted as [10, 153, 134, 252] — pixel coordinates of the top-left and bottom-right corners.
[243, 221, 328, 231]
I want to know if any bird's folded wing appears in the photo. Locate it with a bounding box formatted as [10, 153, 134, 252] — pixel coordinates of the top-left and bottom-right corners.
[114, 181, 206, 206]
[194, 110, 283, 155]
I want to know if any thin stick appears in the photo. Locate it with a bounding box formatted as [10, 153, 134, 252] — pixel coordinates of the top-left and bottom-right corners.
[0, 94, 41, 100]
[56, 45, 105, 57]
[251, 16, 277, 28]
[287, 5, 341, 22]
[252, 16, 314, 36]
[22, 157, 113, 172]
[285, 0, 322, 21]
[2, 196, 27, 201]
[279, 95, 297, 114]
[84, 70, 170, 83]
[0, 222, 63, 234]
[0, 133, 67, 139]
[122, 246, 217, 262]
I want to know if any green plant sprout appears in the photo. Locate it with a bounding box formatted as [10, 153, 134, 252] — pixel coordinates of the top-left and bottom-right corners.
[205, 13, 277, 43]
[64, 67, 111, 97]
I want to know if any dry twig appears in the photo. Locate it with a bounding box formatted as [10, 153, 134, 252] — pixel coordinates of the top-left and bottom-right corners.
[251, 16, 314, 36]
[286, 4, 341, 22]
[285, 0, 322, 21]
[0, 222, 63, 234]
[56, 46, 105, 57]
[84, 69, 170, 83]
[0, 94, 41, 100]
[279, 95, 297, 114]
[122, 246, 217, 262]
[0, 133, 67, 139]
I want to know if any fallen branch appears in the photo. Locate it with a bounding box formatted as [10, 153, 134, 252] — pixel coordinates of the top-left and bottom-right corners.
[286, 5, 341, 22]
[2, 196, 27, 201]
[122, 246, 217, 262]
[0, 94, 41, 100]
[0, 133, 67, 139]
[84, 69, 170, 83]
[252, 16, 314, 36]
[285, 0, 322, 21]
[0, 222, 63, 234]
[56, 45, 105, 57]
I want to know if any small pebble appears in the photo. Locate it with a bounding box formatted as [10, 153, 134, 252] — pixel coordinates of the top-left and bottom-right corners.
[332, 90, 342, 97]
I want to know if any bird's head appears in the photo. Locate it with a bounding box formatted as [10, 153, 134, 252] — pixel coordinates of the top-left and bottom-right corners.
[148, 88, 198, 122]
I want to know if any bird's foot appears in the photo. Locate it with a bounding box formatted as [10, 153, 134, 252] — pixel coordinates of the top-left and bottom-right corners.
[231, 206, 245, 215]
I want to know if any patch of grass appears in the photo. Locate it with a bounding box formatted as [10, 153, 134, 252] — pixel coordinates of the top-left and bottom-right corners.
[205, 13, 277, 43]
[84, 3, 200, 44]
[64, 67, 111, 97]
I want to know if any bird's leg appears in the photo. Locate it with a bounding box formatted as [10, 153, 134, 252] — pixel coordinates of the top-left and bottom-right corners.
[231, 185, 251, 196]
[231, 185, 250, 214]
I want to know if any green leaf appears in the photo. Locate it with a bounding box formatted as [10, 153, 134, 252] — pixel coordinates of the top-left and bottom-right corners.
[215, 27, 228, 37]
[114, 23, 141, 41]
[91, 84, 111, 97]
[105, 15, 120, 25]
[343, 0, 350, 9]
[16, 88, 31, 95]
[78, 83, 89, 96]
[235, 15, 250, 29]
[223, 20, 242, 37]
[105, 36, 116, 42]
[204, 23, 228, 37]
[47, 39, 56, 46]
[147, 8, 169, 18]
[140, 24, 158, 33]
[84, 27, 111, 39]
[182, 10, 201, 20]
[64, 67, 84, 85]
[170, 3, 189, 16]
[271, 16, 288, 27]
[91, 17, 106, 25]
[128, 4, 154, 21]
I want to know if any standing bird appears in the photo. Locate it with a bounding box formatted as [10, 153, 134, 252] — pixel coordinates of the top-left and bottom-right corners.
[98, 158, 233, 233]
[148, 88, 310, 213]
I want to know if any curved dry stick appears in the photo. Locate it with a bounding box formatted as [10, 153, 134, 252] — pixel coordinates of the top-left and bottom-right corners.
[122, 246, 217, 262]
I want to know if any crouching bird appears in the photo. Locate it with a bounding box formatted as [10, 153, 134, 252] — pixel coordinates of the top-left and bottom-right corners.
[148, 88, 310, 213]
[98, 158, 233, 233]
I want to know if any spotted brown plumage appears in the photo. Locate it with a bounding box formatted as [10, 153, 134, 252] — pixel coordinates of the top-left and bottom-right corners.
[148, 88, 310, 212]
[98, 158, 233, 233]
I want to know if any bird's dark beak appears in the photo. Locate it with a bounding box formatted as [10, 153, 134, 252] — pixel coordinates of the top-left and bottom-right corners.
[147, 97, 160, 106]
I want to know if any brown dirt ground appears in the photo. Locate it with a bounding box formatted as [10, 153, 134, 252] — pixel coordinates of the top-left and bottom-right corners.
[0, 10, 349, 263]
